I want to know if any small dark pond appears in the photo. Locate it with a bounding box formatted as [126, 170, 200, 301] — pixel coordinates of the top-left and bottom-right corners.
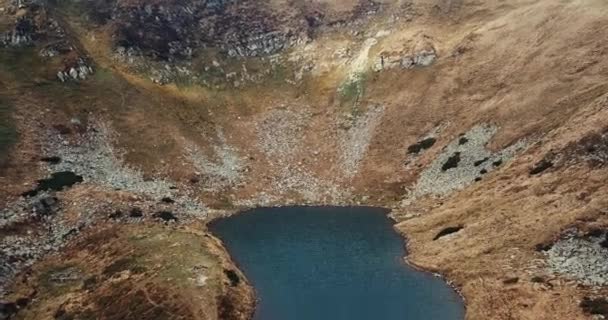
[209, 206, 465, 320]
[22, 171, 83, 197]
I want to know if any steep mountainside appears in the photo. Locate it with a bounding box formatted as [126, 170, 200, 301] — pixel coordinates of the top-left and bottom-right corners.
[2, 0, 608, 319]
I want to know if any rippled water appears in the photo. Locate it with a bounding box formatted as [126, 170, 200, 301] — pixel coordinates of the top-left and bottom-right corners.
[210, 206, 465, 320]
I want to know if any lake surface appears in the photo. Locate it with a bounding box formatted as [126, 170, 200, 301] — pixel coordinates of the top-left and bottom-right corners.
[209, 206, 465, 320]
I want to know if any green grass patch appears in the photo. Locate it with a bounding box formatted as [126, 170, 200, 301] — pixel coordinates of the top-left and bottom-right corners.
[51, 0, 86, 18]
[0, 47, 49, 83]
[198, 65, 227, 83]
[339, 72, 367, 105]
[271, 64, 289, 82]
[50, 0, 115, 25]
[92, 66, 118, 83]
[338, 72, 367, 117]
[0, 99, 17, 166]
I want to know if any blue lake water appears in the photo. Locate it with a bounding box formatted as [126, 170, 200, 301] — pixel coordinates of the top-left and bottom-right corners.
[209, 206, 465, 320]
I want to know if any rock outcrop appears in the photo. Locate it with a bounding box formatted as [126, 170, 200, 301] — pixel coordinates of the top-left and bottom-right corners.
[373, 37, 438, 72]
[109, 0, 310, 61]
[1, 16, 35, 47]
[56, 58, 94, 82]
[547, 230, 608, 286]
[373, 48, 437, 71]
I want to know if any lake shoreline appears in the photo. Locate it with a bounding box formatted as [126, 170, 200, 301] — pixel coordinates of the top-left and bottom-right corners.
[208, 206, 465, 320]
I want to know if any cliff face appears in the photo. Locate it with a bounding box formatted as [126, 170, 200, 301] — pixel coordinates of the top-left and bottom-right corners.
[2, 0, 608, 319]
[109, 0, 308, 60]
[99, 0, 384, 60]
[61, 0, 365, 59]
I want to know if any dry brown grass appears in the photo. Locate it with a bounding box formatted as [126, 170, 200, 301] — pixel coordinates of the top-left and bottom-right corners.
[3, 0, 608, 318]
[8, 223, 254, 320]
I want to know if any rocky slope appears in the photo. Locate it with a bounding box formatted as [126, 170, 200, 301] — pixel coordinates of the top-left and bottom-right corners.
[2, 0, 608, 319]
